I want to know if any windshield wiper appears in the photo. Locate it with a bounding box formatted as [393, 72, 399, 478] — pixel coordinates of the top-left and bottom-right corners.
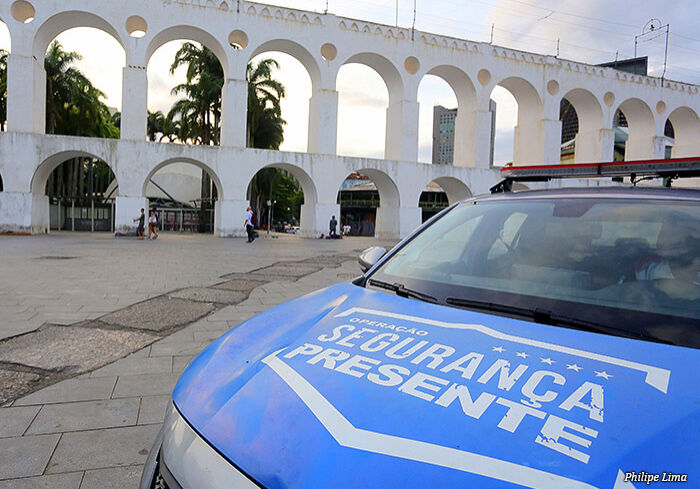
[368, 279, 438, 304]
[445, 297, 674, 344]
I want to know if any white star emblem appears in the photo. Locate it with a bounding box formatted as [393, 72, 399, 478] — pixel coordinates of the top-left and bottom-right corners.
[540, 357, 555, 365]
[566, 364, 583, 372]
[516, 352, 529, 358]
[492, 346, 506, 353]
[595, 370, 613, 380]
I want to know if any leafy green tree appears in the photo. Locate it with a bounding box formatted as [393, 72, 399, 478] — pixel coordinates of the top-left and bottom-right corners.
[44, 41, 118, 138]
[246, 58, 286, 149]
[168, 42, 223, 145]
[42, 41, 119, 201]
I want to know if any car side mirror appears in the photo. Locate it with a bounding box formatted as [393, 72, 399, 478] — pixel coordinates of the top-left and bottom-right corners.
[358, 246, 387, 273]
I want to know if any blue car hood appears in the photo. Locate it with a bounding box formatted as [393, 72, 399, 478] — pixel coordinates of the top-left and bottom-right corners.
[173, 283, 699, 489]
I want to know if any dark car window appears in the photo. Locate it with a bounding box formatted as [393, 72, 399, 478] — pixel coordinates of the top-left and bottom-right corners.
[370, 198, 700, 348]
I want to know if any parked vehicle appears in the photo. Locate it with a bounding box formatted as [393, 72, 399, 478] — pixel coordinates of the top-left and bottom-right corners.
[141, 159, 700, 489]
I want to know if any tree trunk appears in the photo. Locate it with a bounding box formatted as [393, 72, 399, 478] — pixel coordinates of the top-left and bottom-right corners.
[72, 158, 80, 198]
[88, 160, 94, 199]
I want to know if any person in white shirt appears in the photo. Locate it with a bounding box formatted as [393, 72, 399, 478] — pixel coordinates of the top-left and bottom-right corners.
[244, 206, 255, 243]
[148, 211, 158, 239]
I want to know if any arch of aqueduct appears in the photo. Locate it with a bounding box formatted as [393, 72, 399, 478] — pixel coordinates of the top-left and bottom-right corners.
[1, 0, 699, 238]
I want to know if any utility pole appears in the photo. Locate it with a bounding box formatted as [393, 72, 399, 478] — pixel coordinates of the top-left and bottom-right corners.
[634, 19, 669, 87]
[556, 38, 560, 57]
[395, 0, 399, 27]
[325, 0, 328, 15]
[490, 23, 494, 44]
[411, 0, 416, 40]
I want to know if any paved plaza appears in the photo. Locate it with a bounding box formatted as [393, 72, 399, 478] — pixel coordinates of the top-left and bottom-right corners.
[0, 232, 394, 488]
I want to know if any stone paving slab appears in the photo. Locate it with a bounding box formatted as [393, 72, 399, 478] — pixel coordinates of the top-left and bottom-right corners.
[89, 355, 173, 378]
[0, 325, 156, 374]
[212, 278, 268, 291]
[0, 472, 83, 489]
[14, 377, 117, 406]
[112, 373, 182, 399]
[172, 355, 196, 374]
[26, 398, 140, 435]
[261, 262, 325, 273]
[80, 465, 143, 489]
[302, 254, 358, 265]
[0, 405, 41, 438]
[99, 296, 217, 332]
[46, 424, 161, 474]
[168, 287, 248, 304]
[0, 370, 44, 406]
[148, 340, 211, 358]
[247, 267, 322, 280]
[137, 395, 171, 425]
[0, 433, 60, 480]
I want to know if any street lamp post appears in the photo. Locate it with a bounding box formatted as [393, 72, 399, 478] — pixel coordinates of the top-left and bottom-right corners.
[266, 200, 277, 234]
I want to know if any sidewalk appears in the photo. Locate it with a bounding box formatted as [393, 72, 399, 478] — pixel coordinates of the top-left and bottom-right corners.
[0, 233, 391, 488]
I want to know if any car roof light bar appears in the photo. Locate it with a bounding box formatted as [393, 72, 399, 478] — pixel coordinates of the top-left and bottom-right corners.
[491, 156, 700, 193]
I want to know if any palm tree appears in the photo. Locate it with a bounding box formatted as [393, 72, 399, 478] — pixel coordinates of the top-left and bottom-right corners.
[147, 110, 164, 141]
[168, 42, 223, 145]
[44, 41, 118, 139]
[246, 58, 286, 149]
[43, 41, 118, 200]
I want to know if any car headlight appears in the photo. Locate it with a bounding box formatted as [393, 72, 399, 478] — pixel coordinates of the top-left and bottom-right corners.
[145, 402, 260, 489]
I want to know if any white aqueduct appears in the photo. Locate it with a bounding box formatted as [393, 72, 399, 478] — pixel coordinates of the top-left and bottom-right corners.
[1, 0, 700, 238]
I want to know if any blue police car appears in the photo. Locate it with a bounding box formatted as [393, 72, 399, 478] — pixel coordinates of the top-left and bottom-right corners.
[141, 160, 700, 489]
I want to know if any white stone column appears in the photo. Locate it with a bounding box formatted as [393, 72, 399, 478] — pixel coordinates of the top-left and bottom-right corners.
[385, 100, 419, 162]
[453, 111, 475, 168]
[308, 89, 338, 155]
[120, 66, 148, 141]
[215, 199, 249, 237]
[625, 133, 655, 161]
[575, 128, 615, 163]
[0, 192, 49, 234]
[220, 78, 248, 148]
[652, 136, 668, 160]
[7, 54, 45, 134]
[513, 118, 561, 165]
[398, 206, 422, 238]
[114, 196, 149, 235]
[301, 202, 339, 238]
[542, 118, 562, 164]
[472, 109, 495, 169]
[671, 140, 700, 158]
[375, 206, 401, 240]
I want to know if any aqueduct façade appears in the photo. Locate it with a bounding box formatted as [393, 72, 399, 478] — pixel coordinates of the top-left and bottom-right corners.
[1, 0, 700, 238]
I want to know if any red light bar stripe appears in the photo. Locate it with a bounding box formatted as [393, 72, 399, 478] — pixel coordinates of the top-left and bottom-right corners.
[500, 156, 700, 174]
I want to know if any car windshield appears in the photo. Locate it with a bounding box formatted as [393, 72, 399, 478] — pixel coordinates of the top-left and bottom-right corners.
[369, 197, 700, 348]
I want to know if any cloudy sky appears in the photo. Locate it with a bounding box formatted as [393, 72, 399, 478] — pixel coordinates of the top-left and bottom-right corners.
[1, 0, 697, 165]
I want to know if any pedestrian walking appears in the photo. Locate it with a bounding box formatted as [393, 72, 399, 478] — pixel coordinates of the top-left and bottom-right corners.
[329, 215, 338, 239]
[244, 206, 256, 243]
[148, 211, 159, 239]
[133, 208, 145, 240]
